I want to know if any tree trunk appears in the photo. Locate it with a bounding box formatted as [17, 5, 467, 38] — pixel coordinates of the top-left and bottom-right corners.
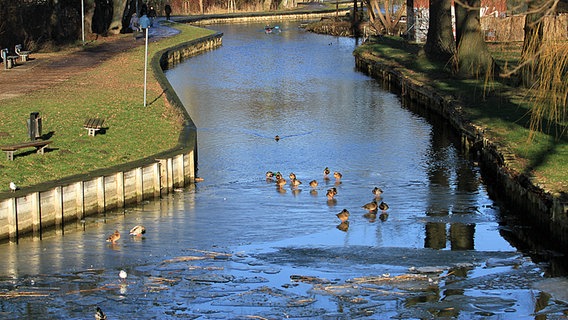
[455, 0, 495, 77]
[520, 0, 547, 87]
[423, 0, 455, 62]
[454, 0, 466, 45]
[263, 0, 272, 11]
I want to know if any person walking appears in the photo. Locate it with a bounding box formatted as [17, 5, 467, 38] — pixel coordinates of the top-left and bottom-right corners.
[129, 13, 140, 40]
[165, 4, 172, 21]
[139, 12, 151, 30]
[148, 6, 157, 27]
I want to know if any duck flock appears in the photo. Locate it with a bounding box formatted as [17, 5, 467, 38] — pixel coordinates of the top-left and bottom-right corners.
[104, 167, 390, 240]
[265, 167, 390, 232]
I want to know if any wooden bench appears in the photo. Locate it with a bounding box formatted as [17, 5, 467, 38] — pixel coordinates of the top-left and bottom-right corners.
[1, 48, 19, 69]
[15, 44, 31, 62]
[1, 140, 51, 161]
[84, 118, 105, 136]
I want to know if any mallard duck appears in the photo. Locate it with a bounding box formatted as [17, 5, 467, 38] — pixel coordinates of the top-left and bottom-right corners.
[95, 306, 107, 320]
[323, 167, 330, 179]
[326, 188, 337, 200]
[291, 178, 302, 187]
[289, 172, 297, 180]
[336, 208, 350, 222]
[309, 180, 318, 188]
[379, 201, 389, 211]
[266, 171, 274, 180]
[372, 187, 384, 198]
[276, 177, 287, 188]
[362, 199, 378, 212]
[274, 135, 280, 141]
[333, 171, 342, 180]
[106, 230, 120, 243]
[129, 225, 146, 237]
[274, 172, 282, 180]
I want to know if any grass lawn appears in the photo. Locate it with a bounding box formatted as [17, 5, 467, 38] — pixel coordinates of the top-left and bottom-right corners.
[0, 23, 215, 195]
[355, 37, 568, 194]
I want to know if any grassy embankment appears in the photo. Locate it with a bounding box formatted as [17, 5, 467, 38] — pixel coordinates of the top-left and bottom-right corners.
[0, 23, 215, 194]
[355, 37, 567, 194]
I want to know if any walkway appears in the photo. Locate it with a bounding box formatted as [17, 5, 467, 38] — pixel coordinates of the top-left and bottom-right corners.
[0, 18, 179, 101]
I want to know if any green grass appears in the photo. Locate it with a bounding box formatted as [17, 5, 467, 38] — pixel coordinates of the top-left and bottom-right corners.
[0, 23, 215, 195]
[356, 37, 568, 193]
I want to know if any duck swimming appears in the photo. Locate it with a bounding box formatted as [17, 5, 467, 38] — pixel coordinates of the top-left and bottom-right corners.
[323, 167, 330, 179]
[95, 306, 107, 320]
[362, 199, 378, 212]
[276, 178, 287, 188]
[326, 187, 337, 200]
[379, 201, 389, 212]
[309, 180, 318, 188]
[106, 230, 120, 243]
[336, 209, 350, 222]
[372, 187, 384, 198]
[266, 171, 274, 180]
[289, 172, 297, 180]
[291, 178, 302, 187]
[129, 225, 146, 237]
[333, 171, 342, 180]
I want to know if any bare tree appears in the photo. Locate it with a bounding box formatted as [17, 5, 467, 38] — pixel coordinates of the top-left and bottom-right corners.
[363, 0, 406, 35]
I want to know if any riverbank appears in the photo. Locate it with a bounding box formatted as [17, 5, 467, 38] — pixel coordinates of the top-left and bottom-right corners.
[0, 7, 348, 196]
[0, 22, 215, 197]
[353, 36, 568, 248]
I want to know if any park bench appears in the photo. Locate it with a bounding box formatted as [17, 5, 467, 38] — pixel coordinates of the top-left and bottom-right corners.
[1, 48, 19, 69]
[15, 44, 31, 62]
[1, 140, 52, 161]
[84, 118, 105, 136]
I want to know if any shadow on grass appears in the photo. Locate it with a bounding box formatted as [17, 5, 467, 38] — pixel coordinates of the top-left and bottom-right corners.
[358, 36, 568, 191]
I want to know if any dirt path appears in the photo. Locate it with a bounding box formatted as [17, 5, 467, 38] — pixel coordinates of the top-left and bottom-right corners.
[0, 35, 144, 101]
[0, 19, 178, 101]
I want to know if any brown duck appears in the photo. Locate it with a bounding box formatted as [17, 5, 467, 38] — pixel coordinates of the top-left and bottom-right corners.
[106, 230, 120, 243]
[336, 209, 350, 222]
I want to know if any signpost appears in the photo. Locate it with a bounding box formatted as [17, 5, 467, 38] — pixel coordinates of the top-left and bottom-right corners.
[139, 14, 151, 107]
[81, 0, 85, 45]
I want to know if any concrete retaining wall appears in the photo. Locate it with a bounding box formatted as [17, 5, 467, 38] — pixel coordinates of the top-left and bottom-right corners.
[354, 52, 568, 247]
[0, 155, 196, 242]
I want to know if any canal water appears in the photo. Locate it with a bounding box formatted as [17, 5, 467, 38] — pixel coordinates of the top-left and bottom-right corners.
[0, 21, 567, 319]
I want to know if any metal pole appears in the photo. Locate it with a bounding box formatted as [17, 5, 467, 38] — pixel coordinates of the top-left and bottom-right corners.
[81, 0, 85, 45]
[144, 27, 148, 107]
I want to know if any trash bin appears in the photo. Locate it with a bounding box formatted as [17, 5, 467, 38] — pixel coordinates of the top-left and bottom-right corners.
[27, 112, 42, 141]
